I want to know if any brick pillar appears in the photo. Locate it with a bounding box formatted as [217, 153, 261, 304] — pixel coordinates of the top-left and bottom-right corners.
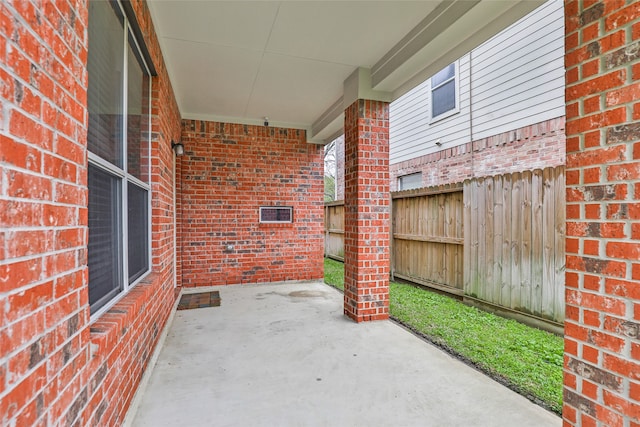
[343, 99, 390, 322]
[564, 1, 640, 425]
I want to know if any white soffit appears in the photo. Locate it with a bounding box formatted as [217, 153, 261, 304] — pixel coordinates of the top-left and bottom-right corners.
[147, 0, 547, 143]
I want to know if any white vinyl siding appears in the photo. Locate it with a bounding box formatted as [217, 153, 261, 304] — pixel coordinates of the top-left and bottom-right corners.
[390, 54, 471, 163]
[389, 0, 564, 165]
[470, 0, 564, 140]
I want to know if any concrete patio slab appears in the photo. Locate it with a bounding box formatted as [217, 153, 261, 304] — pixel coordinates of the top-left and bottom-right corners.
[127, 281, 561, 427]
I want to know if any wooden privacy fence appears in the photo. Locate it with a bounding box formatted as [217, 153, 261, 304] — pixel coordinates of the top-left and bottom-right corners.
[464, 168, 565, 324]
[324, 166, 566, 326]
[324, 201, 345, 261]
[392, 185, 464, 294]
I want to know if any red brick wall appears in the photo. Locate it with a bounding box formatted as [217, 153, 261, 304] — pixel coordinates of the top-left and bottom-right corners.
[0, 1, 89, 424]
[564, 1, 640, 425]
[389, 117, 566, 190]
[178, 120, 324, 287]
[343, 99, 390, 322]
[334, 117, 566, 196]
[0, 0, 181, 425]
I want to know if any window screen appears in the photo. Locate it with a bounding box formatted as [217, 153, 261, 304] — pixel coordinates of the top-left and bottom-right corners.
[128, 182, 148, 283]
[88, 164, 122, 309]
[260, 207, 293, 223]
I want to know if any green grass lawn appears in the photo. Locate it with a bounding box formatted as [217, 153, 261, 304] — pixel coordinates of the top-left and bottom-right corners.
[323, 257, 563, 415]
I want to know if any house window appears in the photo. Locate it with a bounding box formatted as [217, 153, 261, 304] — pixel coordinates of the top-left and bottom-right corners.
[87, 1, 152, 314]
[398, 172, 422, 191]
[260, 207, 293, 223]
[430, 62, 459, 122]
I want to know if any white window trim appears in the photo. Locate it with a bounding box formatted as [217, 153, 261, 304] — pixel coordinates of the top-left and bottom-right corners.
[429, 61, 460, 124]
[89, 1, 153, 320]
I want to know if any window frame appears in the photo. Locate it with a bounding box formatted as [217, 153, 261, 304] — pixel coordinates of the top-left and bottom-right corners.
[429, 61, 460, 123]
[88, 0, 153, 319]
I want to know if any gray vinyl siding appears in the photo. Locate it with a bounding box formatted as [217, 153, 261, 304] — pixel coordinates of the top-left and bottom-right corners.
[389, 0, 564, 165]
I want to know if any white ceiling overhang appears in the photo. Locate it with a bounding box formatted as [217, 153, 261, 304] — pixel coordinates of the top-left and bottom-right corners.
[147, 1, 545, 144]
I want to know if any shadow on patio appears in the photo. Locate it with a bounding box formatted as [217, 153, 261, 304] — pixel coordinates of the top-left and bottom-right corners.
[125, 281, 560, 427]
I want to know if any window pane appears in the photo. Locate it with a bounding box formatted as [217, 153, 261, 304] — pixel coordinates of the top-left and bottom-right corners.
[128, 182, 149, 283]
[399, 172, 422, 191]
[431, 63, 455, 88]
[87, 1, 124, 167]
[127, 35, 150, 182]
[432, 80, 456, 118]
[88, 165, 122, 311]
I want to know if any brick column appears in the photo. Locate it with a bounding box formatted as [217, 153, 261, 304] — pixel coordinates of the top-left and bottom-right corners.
[343, 99, 390, 322]
[564, 1, 640, 425]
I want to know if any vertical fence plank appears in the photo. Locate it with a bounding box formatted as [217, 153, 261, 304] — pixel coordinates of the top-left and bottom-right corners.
[326, 205, 331, 256]
[476, 178, 486, 299]
[429, 194, 437, 282]
[438, 194, 444, 283]
[427, 195, 434, 282]
[324, 205, 329, 256]
[485, 176, 495, 302]
[418, 197, 425, 281]
[501, 174, 512, 308]
[404, 198, 411, 278]
[420, 207, 426, 279]
[438, 193, 445, 237]
[442, 195, 449, 285]
[520, 170, 533, 314]
[493, 175, 504, 308]
[554, 168, 566, 323]
[395, 199, 402, 277]
[510, 171, 522, 311]
[531, 169, 544, 318]
[463, 180, 472, 292]
[456, 191, 464, 288]
[390, 198, 395, 280]
[469, 179, 479, 297]
[542, 167, 555, 320]
[405, 198, 412, 278]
